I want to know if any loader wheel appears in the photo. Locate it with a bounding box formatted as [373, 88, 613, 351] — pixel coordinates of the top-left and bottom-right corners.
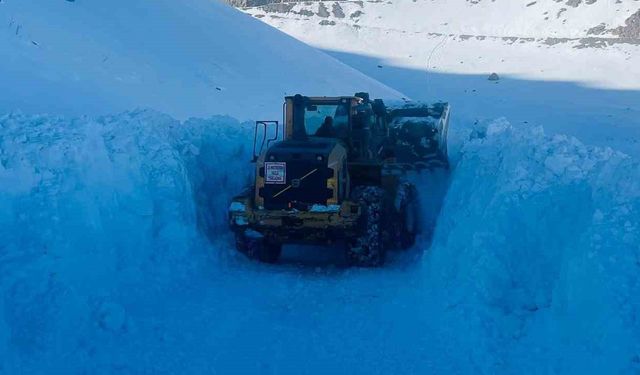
[346, 186, 386, 267]
[399, 213, 417, 249]
[235, 232, 249, 254]
[256, 241, 282, 264]
[430, 151, 450, 170]
[235, 231, 281, 264]
[397, 182, 419, 249]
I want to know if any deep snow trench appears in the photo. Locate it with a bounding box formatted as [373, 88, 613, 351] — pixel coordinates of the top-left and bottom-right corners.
[1, 111, 639, 373]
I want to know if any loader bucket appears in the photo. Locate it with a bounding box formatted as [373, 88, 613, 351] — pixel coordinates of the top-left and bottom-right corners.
[387, 102, 450, 169]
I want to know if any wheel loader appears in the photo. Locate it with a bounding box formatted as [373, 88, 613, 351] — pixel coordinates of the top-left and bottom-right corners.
[228, 93, 450, 266]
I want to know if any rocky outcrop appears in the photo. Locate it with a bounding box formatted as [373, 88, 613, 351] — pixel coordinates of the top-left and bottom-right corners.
[223, 0, 305, 7]
[613, 10, 640, 39]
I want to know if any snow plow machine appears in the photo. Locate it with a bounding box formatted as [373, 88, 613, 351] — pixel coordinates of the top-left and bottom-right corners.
[229, 93, 450, 266]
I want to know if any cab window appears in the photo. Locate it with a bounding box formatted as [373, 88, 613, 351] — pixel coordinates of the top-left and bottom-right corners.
[304, 103, 349, 136]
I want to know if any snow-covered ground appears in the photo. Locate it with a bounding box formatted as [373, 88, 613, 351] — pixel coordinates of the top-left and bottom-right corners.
[2, 0, 640, 374]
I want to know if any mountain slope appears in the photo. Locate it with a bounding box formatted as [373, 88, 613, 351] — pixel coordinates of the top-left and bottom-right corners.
[241, 0, 640, 155]
[0, 0, 401, 120]
[241, 0, 640, 40]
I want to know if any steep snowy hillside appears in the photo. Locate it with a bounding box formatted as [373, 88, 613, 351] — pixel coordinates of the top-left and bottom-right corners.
[241, 0, 640, 155]
[0, 0, 400, 120]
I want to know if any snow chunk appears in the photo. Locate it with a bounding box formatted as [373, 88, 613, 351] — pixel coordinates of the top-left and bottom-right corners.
[229, 202, 246, 212]
[244, 229, 264, 239]
[234, 216, 249, 226]
[309, 204, 341, 213]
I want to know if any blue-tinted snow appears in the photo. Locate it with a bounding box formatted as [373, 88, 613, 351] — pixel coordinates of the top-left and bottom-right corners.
[1, 112, 638, 373]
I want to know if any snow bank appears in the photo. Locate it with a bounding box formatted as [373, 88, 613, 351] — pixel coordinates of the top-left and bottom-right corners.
[427, 120, 640, 373]
[0, 111, 251, 373]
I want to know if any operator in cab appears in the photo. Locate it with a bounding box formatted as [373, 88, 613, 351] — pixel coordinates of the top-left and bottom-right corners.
[314, 116, 336, 138]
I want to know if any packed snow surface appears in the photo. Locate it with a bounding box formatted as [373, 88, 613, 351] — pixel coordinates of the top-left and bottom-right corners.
[0, 0, 401, 120]
[1, 112, 638, 373]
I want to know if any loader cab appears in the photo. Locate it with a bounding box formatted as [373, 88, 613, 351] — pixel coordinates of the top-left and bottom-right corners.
[283, 94, 357, 141]
[251, 95, 359, 211]
[283, 93, 388, 161]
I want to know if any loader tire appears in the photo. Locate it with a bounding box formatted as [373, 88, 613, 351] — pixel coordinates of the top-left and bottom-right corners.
[235, 231, 281, 264]
[257, 242, 282, 264]
[346, 186, 386, 267]
[235, 232, 249, 254]
[431, 150, 449, 170]
[397, 182, 419, 249]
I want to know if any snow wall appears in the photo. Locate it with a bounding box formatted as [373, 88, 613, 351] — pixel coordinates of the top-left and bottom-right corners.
[427, 120, 640, 373]
[1, 112, 639, 372]
[0, 111, 253, 373]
